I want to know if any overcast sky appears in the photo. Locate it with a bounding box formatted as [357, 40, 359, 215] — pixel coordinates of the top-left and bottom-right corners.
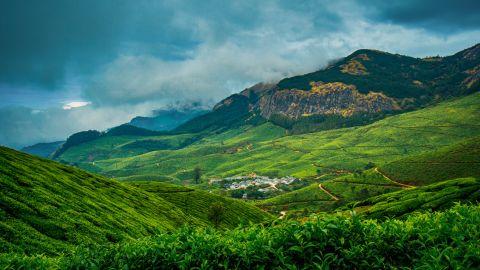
[1, 0, 479, 148]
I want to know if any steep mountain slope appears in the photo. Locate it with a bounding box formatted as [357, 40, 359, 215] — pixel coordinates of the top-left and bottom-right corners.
[379, 137, 480, 186]
[58, 92, 480, 183]
[0, 147, 271, 255]
[51, 130, 103, 159]
[175, 93, 259, 133]
[21, 141, 64, 158]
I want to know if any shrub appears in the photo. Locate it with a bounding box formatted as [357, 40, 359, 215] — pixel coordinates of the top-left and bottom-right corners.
[4, 204, 478, 269]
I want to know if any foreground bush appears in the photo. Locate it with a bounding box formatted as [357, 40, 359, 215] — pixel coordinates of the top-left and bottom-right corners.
[2, 204, 479, 269]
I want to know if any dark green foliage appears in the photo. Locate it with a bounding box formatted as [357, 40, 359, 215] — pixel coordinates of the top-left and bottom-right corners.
[105, 124, 165, 136]
[207, 202, 225, 227]
[193, 166, 201, 184]
[52, 125, 169, 160]
[129, 108, 208, 131]
[51, 130, 102, 159]
[364, 162, 376, 170]
[380, 137, 480, 185]
[6, 204, 479, 269]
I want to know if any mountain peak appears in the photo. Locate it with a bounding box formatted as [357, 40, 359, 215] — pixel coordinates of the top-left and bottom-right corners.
[455, 43, 480, 60]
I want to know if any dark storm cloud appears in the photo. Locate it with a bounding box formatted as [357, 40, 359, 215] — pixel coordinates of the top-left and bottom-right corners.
[368, 0, 480, 33]
[0, 0, 198, 88]
[0, 0, 345, 90]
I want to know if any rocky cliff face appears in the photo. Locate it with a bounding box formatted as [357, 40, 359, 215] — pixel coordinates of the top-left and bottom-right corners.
[257, 82, 400, 119]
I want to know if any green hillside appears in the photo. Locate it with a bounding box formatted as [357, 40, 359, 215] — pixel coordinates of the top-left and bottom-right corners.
[0, 147, 271, 255]
[352, 178, 480, 219]
[256, 169, 406, 216]
[128, 181, 273, 228]
[379, 137, 480, 186]
[257, 183, 337, 214]
[58, 93, 480, 183]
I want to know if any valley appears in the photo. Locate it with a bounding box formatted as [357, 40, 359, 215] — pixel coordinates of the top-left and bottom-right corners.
[57, 92, 480, 187]
[1, 43, 479, 269]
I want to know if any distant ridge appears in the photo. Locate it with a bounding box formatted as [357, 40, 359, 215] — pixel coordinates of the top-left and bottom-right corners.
[21, 141, 64, 158]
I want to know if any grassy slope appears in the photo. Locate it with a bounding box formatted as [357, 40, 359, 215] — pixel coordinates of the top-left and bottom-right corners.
[59, 133, 200, 163]
[353, 178, 480, 219]
[0, 147, 271, 255]
[256, 183, 337, 213]
[59, 93, 480, 182]
[379, 137, 480, 185]
[128, 181, 273, 228]
[257, 135, 480, 217]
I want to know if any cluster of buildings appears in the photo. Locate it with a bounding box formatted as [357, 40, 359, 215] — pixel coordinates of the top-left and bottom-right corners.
[217, 173, 298, 191]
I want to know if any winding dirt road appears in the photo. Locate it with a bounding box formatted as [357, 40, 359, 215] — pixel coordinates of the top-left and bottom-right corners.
[318, 184, 339, 201]
[374, 167, 415, 188]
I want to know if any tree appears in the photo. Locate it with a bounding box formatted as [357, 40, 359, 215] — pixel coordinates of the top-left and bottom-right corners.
[208, 202, 225, 228]
[364, 162, 376, 170]
[193, 167, 202, 184]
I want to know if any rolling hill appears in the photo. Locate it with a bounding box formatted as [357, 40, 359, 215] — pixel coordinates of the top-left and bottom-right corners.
[256, 169, 406, 216]
[379, 137, 480, 186]
[0, 147, 271, 255]
[57, 92, 480, 184]
[352, 177, 480, 219]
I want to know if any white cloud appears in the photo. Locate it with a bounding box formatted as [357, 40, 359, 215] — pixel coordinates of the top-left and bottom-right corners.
[62, 101, 91, 110]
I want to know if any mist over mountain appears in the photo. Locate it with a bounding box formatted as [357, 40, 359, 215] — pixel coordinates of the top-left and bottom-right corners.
[129, 105, 208, 131]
